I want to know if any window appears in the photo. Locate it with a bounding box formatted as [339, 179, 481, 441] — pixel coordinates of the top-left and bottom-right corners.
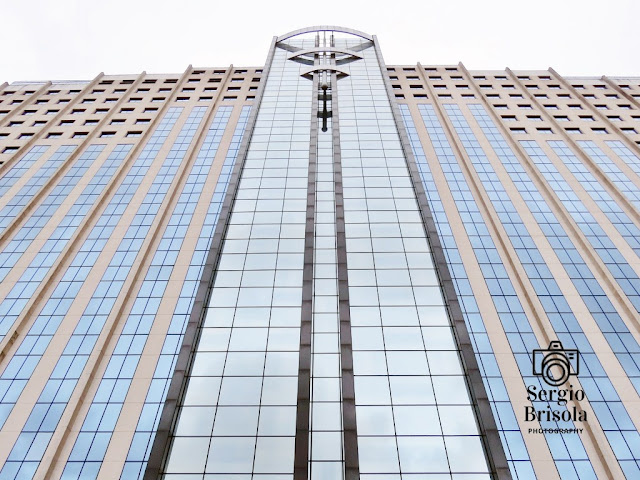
[114, 89, 126, 93]
[223, 96, 237, 100]
[151, 97, 165, 102]
[110, 119, 125, 125]
[46, 109, 59, 115]
[461, 94, 475, 98]
[565, 128, 581, 134]
[47, 132, 62, 138]
[410, 85, 424, 89]
[100, 131, 116, 137]
[84, 119, 98, 125]
[526, 84, 539, 89]
[619, 104, 632, 109]
[135, 118, 150, 124]
[595, 104, 608, 110]
[572, 84, 585, 89]
[518, 104, 533, 109]
[548, 84, 560, 89]
[429, 76, 442, 80]
[92, 89, 105, 94]
[126, 131, 142, 137]
[594, 84, 607, 89]
[176, 97, 189, 101]
[486, 93, 499, 98]
[32, 120, 46, 126]
[199, 96, 213, 101]
[143, 79, 157, 84]
[495, 75, 507, 80]
[510, 127, 526, 133]
[579, 115, 594, 121]
[19, 133, 33, 139]
[537, 128, 553, 134]
[518, 75, 530, 80]
[227, 87, 241, 91]
[455, 85, 469, 89]
[159, 88, 172, 92]
[9, 121, 23, 126]
[144, 107, 158, 113]
[583, 94, 596, 99]
[187, 78, 200, 83]
[73, 132, 88, 138]
[534, 94, 548, 99]
[205, 87, 218, 92]
[554, 115, 569, 121]
[494, 104, 508, 109]
[119, 108, 134, 113]
[621, 127, 637, 134]
[605, 94, 619, 99]
[406, 76, 419, 80]
[433, 85, 447, 90]
[527, 115, 542, 121]
[121, 79, 134, 84]
[82, 99, 95, 103]
[129, 97, 142, 102]
[164, 79, 178, 84]
[104, 98, 117, 103]
[182, 87, 195, 92]
[557, 93, 571, 98]
[607, 116, 622, 121]
[414, 93, 428, 98]
[59, 120, 74, 125]
[568, 104, 582, 110]
[2, 147, 19, 153]
[136, 88, 150, 93]
[57, 99, 70, 104]
[502, 115, 516, 121]
[509, 94, 523, 98]
[95, 108, 109, 114]
[544, 104, 558, 110]
[395, 94, 405, 99]
[473, 76, 486, 80]
[23, 110, 36, 115]
[231, 78, 244, 82]
[592, 128, 608, 134]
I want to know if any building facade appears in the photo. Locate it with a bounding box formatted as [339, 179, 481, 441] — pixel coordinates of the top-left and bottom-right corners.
[0, 26, 639, 480]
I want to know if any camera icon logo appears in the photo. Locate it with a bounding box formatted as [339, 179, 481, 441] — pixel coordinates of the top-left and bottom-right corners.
[532, 341, 579, 386]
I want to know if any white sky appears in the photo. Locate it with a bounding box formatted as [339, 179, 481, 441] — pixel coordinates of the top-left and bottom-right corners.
[2, 0, 639, 83]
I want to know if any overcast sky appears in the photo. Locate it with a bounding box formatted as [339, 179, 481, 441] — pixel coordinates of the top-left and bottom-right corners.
[2, 0, 639, 83]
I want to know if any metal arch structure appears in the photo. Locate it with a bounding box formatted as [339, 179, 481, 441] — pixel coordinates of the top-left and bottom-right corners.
[277, 25, 373, 42]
